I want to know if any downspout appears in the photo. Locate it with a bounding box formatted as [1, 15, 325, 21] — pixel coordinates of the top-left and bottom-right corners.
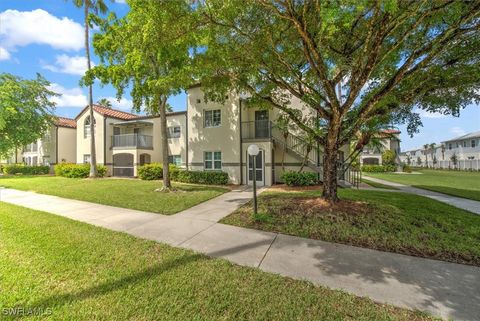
[185, 111, 189, 170]
[239, 98, 243, 185]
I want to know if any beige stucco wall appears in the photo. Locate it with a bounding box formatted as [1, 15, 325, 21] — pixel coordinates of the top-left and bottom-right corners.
[187, 87, 242, 184]
[76, 110, 105, 164]
[57, 127, 76, 163]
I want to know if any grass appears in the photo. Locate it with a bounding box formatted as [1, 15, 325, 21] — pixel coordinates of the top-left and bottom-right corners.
[0, 202, 436, 321]
[0, 176, 228, 215]
[361, 178, 399, 190]
[365, 169, 480, 201]
[221, 188, 480, 266]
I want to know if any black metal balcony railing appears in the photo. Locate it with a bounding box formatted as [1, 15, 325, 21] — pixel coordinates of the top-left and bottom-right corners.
[111, 134, 153, 149]
[241, 120, 272, 140]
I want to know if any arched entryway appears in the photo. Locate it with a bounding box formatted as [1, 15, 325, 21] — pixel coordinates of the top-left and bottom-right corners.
[113, 153, 134, 177]
[139, 153, 151, 166]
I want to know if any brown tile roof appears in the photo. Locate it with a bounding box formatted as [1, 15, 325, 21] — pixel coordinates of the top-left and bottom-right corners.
[55, 117, 77, 129]
[92, 104, 140, 120]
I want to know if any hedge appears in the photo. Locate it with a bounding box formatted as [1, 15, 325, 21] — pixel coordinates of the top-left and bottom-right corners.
[137, 163, 179, 180]
[171, 170, 229, 185]
[281, 171, 318, 186]
[54, 163, 107, 178]
[361, 164, 396, 172]
[2, 164, 50, 175]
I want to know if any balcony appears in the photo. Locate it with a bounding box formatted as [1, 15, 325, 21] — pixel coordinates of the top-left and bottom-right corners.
[111, 134, 153, 149]
[241, 120, 272, 140]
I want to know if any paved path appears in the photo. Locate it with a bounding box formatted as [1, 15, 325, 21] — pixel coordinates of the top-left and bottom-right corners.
[1, 187, 479, 321]
[362, 176, 480, 215]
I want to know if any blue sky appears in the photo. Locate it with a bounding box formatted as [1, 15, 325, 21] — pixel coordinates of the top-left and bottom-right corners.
[1, 1, 478, 151]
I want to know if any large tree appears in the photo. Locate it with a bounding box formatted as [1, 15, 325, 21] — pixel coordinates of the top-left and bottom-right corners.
[197, 0, 480, 201]
[0, 73, 57, 158]
[90, 0, 196, 191]
[72, 0, 109, 178]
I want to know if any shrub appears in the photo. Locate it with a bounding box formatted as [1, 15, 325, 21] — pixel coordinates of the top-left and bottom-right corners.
[402, 164, 412, 173]
[281, 171, 318, 186]
[381, 150, 396, 166]
[2, 164, 50, 175]
[137, 163, 179, 180]
[54, 163, 107, 178]
[361, 165, 396, 172]
[171, 170, 229, 185]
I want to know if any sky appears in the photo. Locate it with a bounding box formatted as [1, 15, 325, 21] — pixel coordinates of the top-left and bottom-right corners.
[1, 0, 479, 151]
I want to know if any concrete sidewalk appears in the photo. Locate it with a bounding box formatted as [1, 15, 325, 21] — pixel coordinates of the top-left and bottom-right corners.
[362, 176, 480, 215]
[1, 187, 479, 320]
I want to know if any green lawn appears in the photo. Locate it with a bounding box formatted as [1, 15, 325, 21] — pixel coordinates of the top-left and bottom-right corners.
[0, 203, 435, 321]
[0, 176, 228, 215]
[362, 178, 399, 190]
[365, 169, 480, 201]
[222, 188, 480, 266]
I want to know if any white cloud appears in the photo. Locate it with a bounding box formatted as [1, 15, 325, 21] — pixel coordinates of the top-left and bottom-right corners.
[450, 126, 466, 137]
[115, 0, 127, 3]
[99, 96, 133, 111]
[0, 47, 10, 60]
[0, 9, 83, 55]
[42, 54, 92, 76]
[48, 83, 88, 108]
[415, 109, 446, 119]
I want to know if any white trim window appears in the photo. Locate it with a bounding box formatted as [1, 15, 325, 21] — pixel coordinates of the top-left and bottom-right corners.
[168, 155, 182, 166]
[204, 110, 221, 128]
[204, 151, 222, 170]
[83, 154, 91, 164]
[167, 126, 181, 138]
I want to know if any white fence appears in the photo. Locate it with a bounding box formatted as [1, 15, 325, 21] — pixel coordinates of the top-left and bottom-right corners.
[410, 159, 480, 170]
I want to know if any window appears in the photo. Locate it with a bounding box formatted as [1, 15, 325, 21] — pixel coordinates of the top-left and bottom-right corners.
[204, 151, 221, 170]
[471, 140, 476, 148]
[204, 110, 221, 128]
[167, 126, 181, 138]
[448, 143, 452, 150]
[168, 155, 182, 166]
[84, 116, 96, 138]
[463, 141, 467, 148]
[83, 154, 91, 164]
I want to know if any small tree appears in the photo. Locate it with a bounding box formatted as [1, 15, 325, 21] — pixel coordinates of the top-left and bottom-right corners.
[91, 0, 196, 191]
[417, 157, 422, 167]
[433, 155, 438, 167]
[406, 154, 411, 166]
[441, 144, 446, 161]
[0, 73, 57, 158]
[381, 150, 396, 166]
[423, 144, 430, 166]
[451, 153, 458, 169]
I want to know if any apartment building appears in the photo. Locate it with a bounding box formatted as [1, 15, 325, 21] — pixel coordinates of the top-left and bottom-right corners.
[75, 104, 187, 177]
[74, 87, 351, 186]
[399, 131, 480, 170]
[21, 117, 77, 166]
[359, 129, 401, 165]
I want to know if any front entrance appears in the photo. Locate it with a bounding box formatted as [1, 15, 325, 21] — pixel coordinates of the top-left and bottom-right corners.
[248, 150, 265, 186]
[113, 153, 134, 177]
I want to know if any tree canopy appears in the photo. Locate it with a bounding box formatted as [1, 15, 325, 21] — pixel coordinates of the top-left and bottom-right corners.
[196, 0, 480, 200]
[0, 73, 57, 158]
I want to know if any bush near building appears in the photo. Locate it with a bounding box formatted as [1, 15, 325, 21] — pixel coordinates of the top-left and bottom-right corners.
[137, 163, 179, 180]
[281, 171, 318, 186]
[171, 170, 229, 185]
[2, 164, 50, 175]
[54, 163, 107, 178]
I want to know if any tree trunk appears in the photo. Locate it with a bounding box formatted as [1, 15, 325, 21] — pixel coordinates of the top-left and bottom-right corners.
[85, 3, 97, 178]
[159, 96, 172, 190]
[322, 124, 340, 202]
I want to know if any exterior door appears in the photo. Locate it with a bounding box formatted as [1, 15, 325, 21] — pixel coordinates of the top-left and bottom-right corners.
[248, 150, 265, 186]
[255, 111, 269, 138]
[113, 153, 134, 177]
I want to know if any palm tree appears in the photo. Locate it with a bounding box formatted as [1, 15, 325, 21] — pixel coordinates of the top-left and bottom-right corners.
[97, 98, 112, 108]
[72, 0, 109, 177]
[440, 144, 446, 160]
[429, 143, 436, 168]
[423, 144, 429, 167]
